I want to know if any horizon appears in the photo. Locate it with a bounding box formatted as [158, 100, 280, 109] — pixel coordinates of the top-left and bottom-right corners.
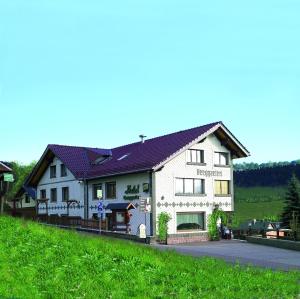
[1, 1, 299, 164]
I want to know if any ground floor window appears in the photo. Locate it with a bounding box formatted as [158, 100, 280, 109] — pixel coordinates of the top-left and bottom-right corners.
[176, 212, 205, 231]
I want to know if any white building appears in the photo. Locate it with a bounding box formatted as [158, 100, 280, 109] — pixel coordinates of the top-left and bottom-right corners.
[26, 121, 249, 243]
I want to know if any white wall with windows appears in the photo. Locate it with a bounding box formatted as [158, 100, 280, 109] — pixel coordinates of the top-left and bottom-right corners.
[36, 157, 85, 217]
[87, 172, 152, 235]
[154, 134, 233, 235]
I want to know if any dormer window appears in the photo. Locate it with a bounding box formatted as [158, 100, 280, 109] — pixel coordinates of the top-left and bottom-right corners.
[187, 150, 204, 165]
[50, 165, 56, 178]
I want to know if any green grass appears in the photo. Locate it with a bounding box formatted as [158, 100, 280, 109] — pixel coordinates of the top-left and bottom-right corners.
[0, 216, 299, 298]
[235, 186, 286, 203]
[233, 187, 286, 226]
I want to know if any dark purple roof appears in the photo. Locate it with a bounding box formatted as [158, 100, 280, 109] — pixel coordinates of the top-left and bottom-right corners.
[47, 121, 220, 180]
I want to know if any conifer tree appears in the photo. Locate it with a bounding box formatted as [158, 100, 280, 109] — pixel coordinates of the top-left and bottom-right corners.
[281, 174, 300, 227]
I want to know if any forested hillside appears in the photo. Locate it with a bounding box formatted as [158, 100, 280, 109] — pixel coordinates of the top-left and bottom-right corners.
[234, 163, 300, 187]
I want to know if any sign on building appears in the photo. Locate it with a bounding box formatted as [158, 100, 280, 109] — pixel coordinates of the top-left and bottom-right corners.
[139, 197, 151, 213]
[3, 173, 14, 182]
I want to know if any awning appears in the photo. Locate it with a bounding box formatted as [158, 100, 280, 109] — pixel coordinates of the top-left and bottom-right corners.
[106, 203, 136, 210]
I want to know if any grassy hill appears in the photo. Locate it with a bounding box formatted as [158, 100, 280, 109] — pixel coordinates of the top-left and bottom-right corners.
[232, 163, 300, 225]
[233, 186, 286, 225]
[0, 216, 299, 298]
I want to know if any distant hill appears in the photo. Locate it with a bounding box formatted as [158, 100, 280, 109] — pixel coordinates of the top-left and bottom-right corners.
[234, 163, 300, 187]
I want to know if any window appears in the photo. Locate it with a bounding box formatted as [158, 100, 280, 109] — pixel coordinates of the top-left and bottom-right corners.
[187, 149, 204, 164]
[50, 188, 57, 202]
[50, 165, 56, 178]
[214, 152, 229, 166]
[62, 187, 69, 202]
[61, 164, 67, 177]
[93, 184, 103, 200]
[106, 182, 116, 199]
[25, 195, 30, 204]
[116, 212, 125, 223]
[175, 178, 205, 195]
[215, 180, 230, 195]
[177, 213, 205, 231]
[40, 189, 46, 199]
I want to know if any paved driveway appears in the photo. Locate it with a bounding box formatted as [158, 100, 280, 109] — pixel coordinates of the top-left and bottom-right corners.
[153, 240, 300, 271]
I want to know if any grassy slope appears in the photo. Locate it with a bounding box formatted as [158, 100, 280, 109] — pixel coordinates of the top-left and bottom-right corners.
[234, 187, 286, 225]
[0, 216, 299, 299]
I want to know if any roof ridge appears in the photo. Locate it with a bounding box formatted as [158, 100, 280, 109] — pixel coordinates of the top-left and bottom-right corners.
[48, 144, 109, 151]
[112, 121, 221, 150]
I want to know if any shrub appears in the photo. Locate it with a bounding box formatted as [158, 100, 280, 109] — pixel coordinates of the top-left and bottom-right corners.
[208, 208, 228, 241]
[157, 212, 171, 242]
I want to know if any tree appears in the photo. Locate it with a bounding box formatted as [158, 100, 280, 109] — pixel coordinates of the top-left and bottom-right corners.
[0, 161, 36, 214]
[281, 174, 300, 227]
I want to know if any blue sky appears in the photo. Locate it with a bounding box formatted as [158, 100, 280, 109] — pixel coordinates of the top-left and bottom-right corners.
[0, 0, 299, 164]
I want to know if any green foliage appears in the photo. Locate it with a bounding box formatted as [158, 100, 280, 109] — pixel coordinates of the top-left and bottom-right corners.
[281, 174, 300, 227]
[5, 161, 36, 201]
[0, 216, 299, 299]
[157, 212, 171, 242]
[208, 208, 228, 240]
[233, 160, 300, 171]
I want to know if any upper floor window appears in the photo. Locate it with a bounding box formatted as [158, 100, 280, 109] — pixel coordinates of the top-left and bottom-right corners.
[175, 178, 205, 195]
[50, 188, 57, 202]
[62, 187, 69, 202]
[50, 165, 56, 178]
[93, 184, 103, 200]
[61, 164, 67, 177]
[215, 180, 230, 196]
[187, 149, 204, 164]
[40, 189, 46, 199]
[106, 182, 116, 199]
[214, 152, 229, 166]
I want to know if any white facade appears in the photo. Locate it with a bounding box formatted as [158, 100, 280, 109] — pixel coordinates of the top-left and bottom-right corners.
[153, 134, 233, 235]
[37, 157, 84, 217]
[35, 133, 237, 237]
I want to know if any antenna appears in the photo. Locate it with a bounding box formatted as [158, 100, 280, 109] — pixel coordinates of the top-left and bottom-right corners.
[139, 134, 147, 143]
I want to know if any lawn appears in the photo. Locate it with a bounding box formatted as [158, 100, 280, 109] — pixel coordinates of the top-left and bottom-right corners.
[0, 216, 299, 299]
[233, 187, 286, 226]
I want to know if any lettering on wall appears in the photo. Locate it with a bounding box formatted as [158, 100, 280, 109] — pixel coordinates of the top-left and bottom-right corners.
[197, 169, 222, 177]
[123, 184, 140, 200]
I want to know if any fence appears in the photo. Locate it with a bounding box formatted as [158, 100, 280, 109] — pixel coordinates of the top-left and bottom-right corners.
[233, 228, 300, 242]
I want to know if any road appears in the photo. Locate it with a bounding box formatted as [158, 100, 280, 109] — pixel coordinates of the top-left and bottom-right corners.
[153, 240, 300, 271]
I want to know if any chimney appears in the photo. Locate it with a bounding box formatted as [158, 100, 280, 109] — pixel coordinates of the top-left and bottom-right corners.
[139, 134, 147, 144]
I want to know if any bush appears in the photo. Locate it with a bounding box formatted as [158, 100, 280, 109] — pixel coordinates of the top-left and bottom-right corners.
[157, 212, 171, 242]
[208, 208, 228, 241]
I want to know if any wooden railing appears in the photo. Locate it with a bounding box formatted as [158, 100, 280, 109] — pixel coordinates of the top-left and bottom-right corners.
[38, 215, 108, 230]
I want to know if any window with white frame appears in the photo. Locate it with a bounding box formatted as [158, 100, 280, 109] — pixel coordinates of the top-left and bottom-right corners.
[187, 149, 204, 164]
[175, 178, 205, 195]
[214, 152, 229, 166]
[214, 180, 230, 195]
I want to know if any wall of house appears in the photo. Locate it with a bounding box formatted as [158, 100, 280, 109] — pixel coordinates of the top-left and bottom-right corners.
[16, 194, 35, 209]
[36, 157, 85, 218]
[154, 134, 234, 237]
[87, 172, 151, 235]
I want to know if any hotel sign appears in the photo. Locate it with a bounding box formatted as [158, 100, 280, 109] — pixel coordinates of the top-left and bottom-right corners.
[197, 169, 222, 177]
